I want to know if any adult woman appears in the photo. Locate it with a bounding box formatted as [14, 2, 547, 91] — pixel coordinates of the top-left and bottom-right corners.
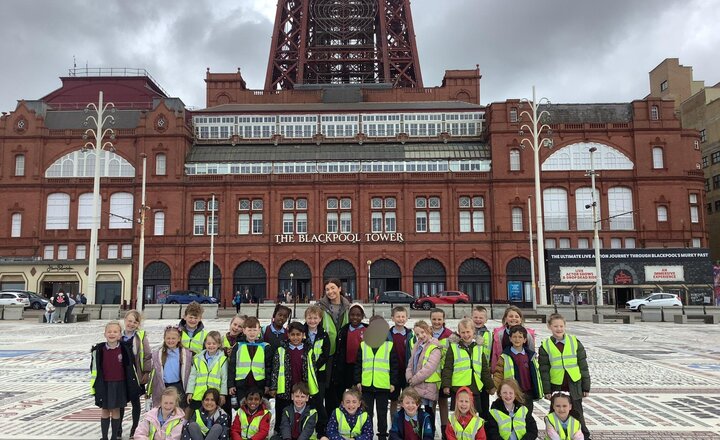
[317, 278, 351, 412]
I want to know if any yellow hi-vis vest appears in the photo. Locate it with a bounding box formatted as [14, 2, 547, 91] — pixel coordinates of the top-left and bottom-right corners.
[182, 328, 208, 354]
[195, 410, 210, 435]
[420, 345, 441, 383]
[542, 336, 581, 385]
[336, 408, 368, 438]
[311, 336, 326, 372]
[276, 346, 319, 395]
[544, 413, 580, 440]
[450, 343, 485, 390]
[360, 341, 393, 389]
[437, 334, 451, 368]
[322, 310, 348, 356]
[190, 352, 227, 400]
[239, 409, 270, 439]
[235, 343, 267, 381]
[148, 418, 182, 440]
[477, 330, 492, 357]
[450, 414, 484, 440]
[295, 408, 318, 440]
[490, 407, 528, 440]
[500, 353, 544, 397]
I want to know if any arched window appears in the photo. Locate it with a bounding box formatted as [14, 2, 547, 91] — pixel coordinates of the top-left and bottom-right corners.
[652, 147, 664, 169]
[45, 149, 134, 178]
[575, 187, 600, 230]
[543, 142, 633, 171]
[154, 211, 165, 236]
[657, 205, 668, 222]
[608, 187, 634, 230]
[511, 207, 523, 231]
[156, 153, 167, 176]
[11, 213, 21, 237]
[509, 149, 520, 171]
[543, 188, 568, 230]
[77, 193, 95, 229]
[109, 193, 134, 229]
[46, 193, 70, 230]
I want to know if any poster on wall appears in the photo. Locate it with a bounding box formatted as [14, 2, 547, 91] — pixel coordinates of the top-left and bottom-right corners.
[508, 281, 523, 302]
[156, 285, 170, 304]
[644, 266, 684, 282]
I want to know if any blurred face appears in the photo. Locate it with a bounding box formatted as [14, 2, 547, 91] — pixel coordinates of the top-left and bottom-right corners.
[288, 329, 304, 346]
[430, 312, 444, 330]
[510, 331, 527, 349]
[205, 337, 220, 354]
[458, 325, 474, 343]
[472, 310, 487, 327]
[273, 309, 290, 328]
[245, 393, 261, 411]
[105, 325, 121, 344]
[124, 315, 139, 332]
[244, 325, 261, 342]
[292, 390, 309, 408]
[348, 307, 364, 327]
[401, 396, 418, 416]
[548, 319, 566, 340]
[456, 392, 472, 414]
[500, 384, 516, 405]
[229, 317, 243, 336]
[305, 313, 321, 329]
[164, 330, 180, 348]
[552, 396, 572, 420]
[342, 393, 360, 414]
[161, 394, 177, 413]
[324, 282, 341, 303]
[505, 311, 522, 327]
[185, 314, 200, 328]
[202, 394, 218, 412]
[414, 327, 429, 343]
[392, 311, 407, 327]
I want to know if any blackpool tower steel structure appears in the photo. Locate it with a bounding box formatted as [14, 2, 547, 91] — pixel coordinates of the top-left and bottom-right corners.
[265, 0, 423, 90]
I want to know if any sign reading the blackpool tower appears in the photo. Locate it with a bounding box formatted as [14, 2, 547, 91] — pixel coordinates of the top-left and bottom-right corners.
[275, 232, 404, 244]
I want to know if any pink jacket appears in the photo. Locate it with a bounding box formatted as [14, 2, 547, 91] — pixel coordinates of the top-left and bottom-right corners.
[405, 337, 442, 402]
[148, 347, 193, 406]
[133, 407, 186, 440]
[490, 326, 536, 372]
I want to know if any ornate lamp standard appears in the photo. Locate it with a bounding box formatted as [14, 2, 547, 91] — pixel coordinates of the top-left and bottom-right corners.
[367, 260, 372, 301]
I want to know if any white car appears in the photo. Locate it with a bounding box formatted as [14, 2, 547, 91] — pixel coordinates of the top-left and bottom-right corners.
[0, 292, 31, 307]
[626, 292, 682, 311]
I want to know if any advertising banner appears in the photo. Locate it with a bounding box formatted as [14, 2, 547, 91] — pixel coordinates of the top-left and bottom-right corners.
[507, 281, 523, 302]
[644, 266, 684, 282]
[559, 267, 597, 282]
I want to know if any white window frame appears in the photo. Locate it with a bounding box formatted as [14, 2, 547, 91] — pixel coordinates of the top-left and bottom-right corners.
[652, 147, 664, 169]
[76, 244, 86, 260]
[44, 245, 54, 260]
[657, 206, 668, 222]
[155, 153, 167, 176]
[108, 244, 118, 259]
[511, 207, 523, 232]
[46, 193, 70, 230]
[154, 211, 165, 236]
[57, 244, 68, 260]
[109, 192, 134, 229]
[11, 213, 21, 237]
[78, 193, 95, 229]
[543, 188, 569, 231]
[608, 187, 634, 230]
[575, 187, 600, 231]
[509, 149, 521, 171]
[15, 154, 25, 176]
[121, 244, 132, 259]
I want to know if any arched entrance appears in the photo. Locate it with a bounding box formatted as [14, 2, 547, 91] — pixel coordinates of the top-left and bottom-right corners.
[413, 258, 446, 298]
[323, 259, 357, 301]
[234, 261, 267, 303]
[506, 257, 532, 305]
[459, 258, 491, 303]
[143, 261, 171, 304]
[278, 260, 311, 302]
[188, 261, 222, 298]
[369, 259, 402, 298]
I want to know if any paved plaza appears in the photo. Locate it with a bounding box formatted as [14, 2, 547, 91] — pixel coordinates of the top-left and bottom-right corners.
[1, 311, 719, 439]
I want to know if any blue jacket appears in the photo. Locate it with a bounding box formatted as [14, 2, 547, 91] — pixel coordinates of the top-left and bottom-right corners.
[389, 408, 433, 440]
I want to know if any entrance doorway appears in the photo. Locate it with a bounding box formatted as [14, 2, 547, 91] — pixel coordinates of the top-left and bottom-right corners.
[42, 281, 79, 299]
[615, 288, 633, 307]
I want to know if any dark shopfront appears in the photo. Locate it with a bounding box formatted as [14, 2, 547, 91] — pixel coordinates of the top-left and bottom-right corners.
[545, 248, 714, 306]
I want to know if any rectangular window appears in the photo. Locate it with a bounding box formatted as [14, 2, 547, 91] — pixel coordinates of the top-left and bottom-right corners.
[283, 213, 294, 234]
[371, 212, 383, 233]
[340, 212, 352, 233]
[251, 214, 263, 234]
[610, 238, 622, 249]
[108, 244, 118, 259]
[121, 244, 132, 259]
[385, 212, 396, 233]
[239, 214, 250, 234]
[44, 245, 54, 260]
[652, 147, 664, 169]
[11, 213, 21, 237]
[429, 211, 441, 233]
[327, 213, 338, 233]
[57, 245, 68, 260]
[296, 213, 308, 234]
[15, 154, 25, 176]
[577, 238, 589, 249]
[712, 151, 720, 164]
[509, 107, 518, 123]
[691, 238, 702, 248]
[625, 238, 636, 248]
[471, 211, 484, 232]
[459, 211, 471, 233]
[544, 238, 556, 249]
[559, 238, 571, 249]
[75, 244, 86, 260]
[714, 175, 720, 190]
[509, 149, 521, 171]
[702, 156, 709, 168]
[650, 105, 659, 120]
[193, 214, 205, 235]
[701, 129, 707, 143]
[155, 153, 167, 175]
[416, 212, 427, 232]
[512, 208, 523, 232]
[690, 206, 699, 223]
[660, 80, 668, 91]
[154, 212, 165, 236]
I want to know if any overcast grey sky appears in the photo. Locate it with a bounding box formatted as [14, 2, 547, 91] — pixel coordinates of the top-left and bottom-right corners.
[1, 0, 719, 112]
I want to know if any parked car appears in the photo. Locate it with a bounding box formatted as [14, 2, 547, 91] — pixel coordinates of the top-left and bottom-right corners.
[25, 292, 49, 310]
[414, 290, 470, 310]
[626, 292, 682, 311]
[0, 291, 31, 307]
[164, 290, 219, 304]
[374, 290, 416, 305]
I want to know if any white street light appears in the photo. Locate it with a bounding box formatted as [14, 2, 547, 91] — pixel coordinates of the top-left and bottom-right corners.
[367, 259, 372, 300]
[528, 196, 536, 309]
[586, 147, 604, 305]
[83, 91, 115, 304]
[209, 194, 216, 299]
[136, 154, 148, 310]
[519, 86, 553, 306]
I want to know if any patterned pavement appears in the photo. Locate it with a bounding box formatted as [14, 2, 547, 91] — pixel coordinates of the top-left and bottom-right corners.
[1, 311, 719, 439]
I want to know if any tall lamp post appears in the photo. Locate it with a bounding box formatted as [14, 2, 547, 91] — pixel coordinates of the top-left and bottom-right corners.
[367, 259, 372, 301]
[136, 154, 148, 310]
[209, 194, 216, 299]
[83, 91, 115, 304]
[586, 147, 604, 305]
[519, 86, 553, 306]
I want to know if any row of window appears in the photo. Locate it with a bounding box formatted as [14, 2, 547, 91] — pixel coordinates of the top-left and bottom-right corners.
[706, 200, 720, 215]
[42, 243, 131, 260]
[705, 174, 720, 192]
[544, 236, 702, 249]
[702, 151, 720, 168]
[41, 151, 166, 179]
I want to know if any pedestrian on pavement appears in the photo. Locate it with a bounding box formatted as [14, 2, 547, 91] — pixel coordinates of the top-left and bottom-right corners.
[64, 293, 76, 323]
[232, 290, 242, 313]
[52, 290, 69, 323]
[44, 301, 56, 324]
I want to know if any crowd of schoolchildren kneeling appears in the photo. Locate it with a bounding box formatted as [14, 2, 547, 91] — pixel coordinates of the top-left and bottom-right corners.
[90, 278, 591, 440]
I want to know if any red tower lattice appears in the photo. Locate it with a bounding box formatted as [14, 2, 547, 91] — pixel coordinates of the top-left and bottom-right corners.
[265, 0, 423, 90]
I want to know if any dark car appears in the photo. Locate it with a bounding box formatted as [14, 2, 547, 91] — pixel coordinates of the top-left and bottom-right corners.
[164, 290, 219, 304]
[0, 290, 46, 309]
[374, 290, 416, 306]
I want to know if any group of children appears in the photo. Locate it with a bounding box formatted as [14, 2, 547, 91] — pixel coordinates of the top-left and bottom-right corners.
[90, 289, 591, 440]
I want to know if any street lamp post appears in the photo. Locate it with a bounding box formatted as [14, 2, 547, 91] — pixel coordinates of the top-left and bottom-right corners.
[519, 86, 553, 306]
[587, 147, 604, 305]
[209, 194, 216, 300]
[136, 154, 148, 310]
[528, 196, 536, 309]
[367, 260, 372, 301]
[83, 91, 115, 304]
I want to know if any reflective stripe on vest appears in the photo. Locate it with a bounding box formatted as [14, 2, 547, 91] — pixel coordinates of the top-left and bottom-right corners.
[182, 329, 207, 354]
[276, 347, 320, 395]
[336, 408, 368, 438]
[90, 351, 97, 395]
[542, 335, 581, 385]
[303, 409, 318, 440]
[137, 330, 146, 372]
[235, 344, 267, 380]
[361, 341, 393, 389]
[240, 409, 270, 439]
[195, 410, 210, 435]
[422, 345, 441, 383]
[322, 310, 348, 356]
[450, 414, 484, 440]
[545, 414, 580, 440]
[450, 343, 485, 390]
[500, 353, 544, 397]
[191, 353, 227, 400]
[490, 407, 528, 440]
[311, 337, 326, 372]
[148, 418, 182, 440]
